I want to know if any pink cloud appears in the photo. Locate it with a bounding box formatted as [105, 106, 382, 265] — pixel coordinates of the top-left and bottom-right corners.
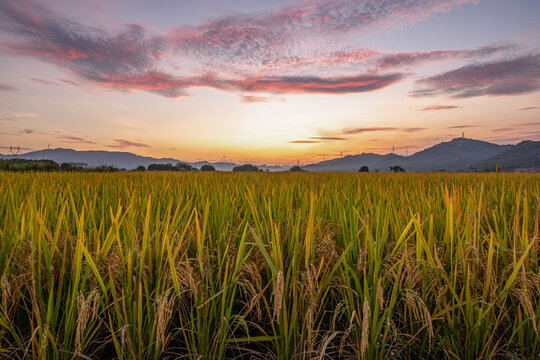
[107, 139, 150, 148]
[0, 0, 491, 99]
[211, 73, 405, 94]
[420, 105, 459, 111]
[170, 0, 479, 72]
[375, 45, 509, 70]
[342, 126, 426, 134]
[0, 82, 18, 91]
[412, 54, 540, 98]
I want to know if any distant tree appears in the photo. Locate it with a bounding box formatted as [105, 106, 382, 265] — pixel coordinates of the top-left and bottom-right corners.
[136, 165, 146, 171]
[390, 165, 406, 173]
[94, 165, 120, 172]
[289, 165, 305, 172]
[200, 164, 216, 172]
[148, 163, 176, 171]
[233, 164, 259, 172]
[358, 166, 369, 172]
[176, 162, 195, 171]
[60, 162, 73, 171]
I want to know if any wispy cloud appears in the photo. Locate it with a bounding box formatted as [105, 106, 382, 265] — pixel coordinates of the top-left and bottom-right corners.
[289, 140, 322, 144]
[22, 77, 60, 86]
[342, 127, 398, 134]
[0, 0, 173, 95]
[107, 138, 150, 148]
[412, 54, 540, 98]
[420, 105, 459, 111]
[207, 73, 405, 95]
[517, 106, 539, 111]
[0, 0, 485, 99]
[517, 122, 540, 127]
[309, 136, 348, 141]
[447, 124, 478, 129]
[375, 45, 509, 70]
[342, 126, 426, 134]
[490, 127, 518, 132]
[57, 134, 97, 145]
[0, 82, 18, 91]
[12, 112, 39, 118]
[170, 0, 479, 73]
[238, 95, 285, 103]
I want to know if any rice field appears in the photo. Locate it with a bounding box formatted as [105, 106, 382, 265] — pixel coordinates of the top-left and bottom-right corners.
[0, 172, 538, 359]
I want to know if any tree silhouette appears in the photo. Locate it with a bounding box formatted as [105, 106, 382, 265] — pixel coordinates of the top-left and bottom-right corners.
[176, 162, 195, 171]
[201, 164, 216, 172]
[233, 164, 259, 172]
[390, 165, 406, 172]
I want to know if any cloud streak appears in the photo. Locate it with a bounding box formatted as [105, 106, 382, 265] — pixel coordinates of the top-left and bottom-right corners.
[57, 134, 97, 145]
[420, 105, 459, 111]
[412, 54, 540, 98]
[342, 126, 427, 134]
[207, 73, 405, 95]
[309, 136, 348, 141]
[447, 124, 478, 129]
[0, 82, 17, 91]
[107, 139, 150, 148]
[289, 140, 322, 144]
[375, 45, 509, 70]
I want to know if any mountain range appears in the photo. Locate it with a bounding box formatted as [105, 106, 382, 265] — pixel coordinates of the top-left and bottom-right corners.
[305, 138, 539, 172]
[1, 137, 538, 172]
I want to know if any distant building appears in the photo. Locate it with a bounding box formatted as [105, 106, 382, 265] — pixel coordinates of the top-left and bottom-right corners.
[514, 168, 538, 173]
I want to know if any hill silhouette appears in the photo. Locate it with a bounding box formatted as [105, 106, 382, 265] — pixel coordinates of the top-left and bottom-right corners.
[1, 138, 538, 172]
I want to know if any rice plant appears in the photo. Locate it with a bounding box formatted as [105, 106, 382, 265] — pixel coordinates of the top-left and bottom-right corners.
[0, 172, 538, 359]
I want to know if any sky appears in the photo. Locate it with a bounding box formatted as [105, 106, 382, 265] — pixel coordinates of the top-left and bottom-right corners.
[0, 0, 539, 165]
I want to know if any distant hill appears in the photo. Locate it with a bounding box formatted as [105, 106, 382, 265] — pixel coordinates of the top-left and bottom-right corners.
[404, 137, 510, 171]
[304, 153, 406, 172]
[304, 137, 532, 172]
[1, 138, 537, 172]
[0, 148, 181, 170]
[0, 148, 290, 171]
[471, 141, 540, 171]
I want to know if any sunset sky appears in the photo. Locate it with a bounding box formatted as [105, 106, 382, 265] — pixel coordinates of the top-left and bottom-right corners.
[0, 0, 539, 164]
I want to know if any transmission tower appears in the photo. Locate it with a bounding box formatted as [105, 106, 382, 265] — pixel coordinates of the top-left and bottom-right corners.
[9, 146, 21, 155]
